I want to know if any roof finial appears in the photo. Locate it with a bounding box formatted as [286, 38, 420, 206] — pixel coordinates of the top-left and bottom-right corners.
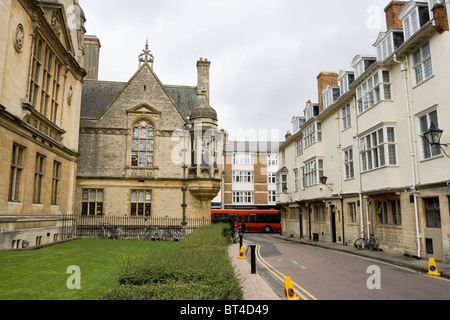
[139, 37, 154, 68]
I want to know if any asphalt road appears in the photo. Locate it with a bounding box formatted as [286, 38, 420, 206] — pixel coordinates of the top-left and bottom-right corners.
[245, 233, 450, 300]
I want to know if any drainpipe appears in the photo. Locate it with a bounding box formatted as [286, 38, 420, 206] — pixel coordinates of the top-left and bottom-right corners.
[335, 113, 345, 245]
[393, 54, 421, 259]
[353, 95, 365, 238]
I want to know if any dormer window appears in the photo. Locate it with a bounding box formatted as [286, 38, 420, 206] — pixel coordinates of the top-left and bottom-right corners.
[374, 30, 404, 61]
[322, 86, 340, 110]
[352, 55, 376, 79]
[338, 71, 355, 95]
[399, 2, 430, 41]
[305, 103, 319, 121]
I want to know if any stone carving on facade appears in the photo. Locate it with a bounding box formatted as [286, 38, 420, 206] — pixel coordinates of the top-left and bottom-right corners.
[14, 23, 24, 53]
[67, 85, 73, 105]
[51, 11, 62, 37]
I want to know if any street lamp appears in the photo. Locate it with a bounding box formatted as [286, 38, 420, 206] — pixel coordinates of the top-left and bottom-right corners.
[423, 122, 450, 158]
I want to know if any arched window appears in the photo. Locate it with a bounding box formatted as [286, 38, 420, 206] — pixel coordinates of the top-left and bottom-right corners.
[131, 120, 154, 168]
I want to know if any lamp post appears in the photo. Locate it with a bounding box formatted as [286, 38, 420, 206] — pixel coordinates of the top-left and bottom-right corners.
[181, 124, 189, 230]
[423, 122, 450, 158]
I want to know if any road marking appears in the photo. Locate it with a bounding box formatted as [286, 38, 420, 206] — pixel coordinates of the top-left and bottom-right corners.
[291, 260, 307, 270]
[255, 244, 318, 300]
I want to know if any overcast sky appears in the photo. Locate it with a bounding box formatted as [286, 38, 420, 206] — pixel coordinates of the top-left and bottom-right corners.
[79, 0, 398, 141]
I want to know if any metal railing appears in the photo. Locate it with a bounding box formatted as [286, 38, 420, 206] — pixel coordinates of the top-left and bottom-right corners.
[60, 215, 211, 239]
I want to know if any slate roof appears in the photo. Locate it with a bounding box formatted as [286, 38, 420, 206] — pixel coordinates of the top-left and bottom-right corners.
[81, 81, 204, 119]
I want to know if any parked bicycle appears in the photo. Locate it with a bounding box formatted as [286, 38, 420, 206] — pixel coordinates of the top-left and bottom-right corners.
[96, 224, 111, 239]
[111, 225, 125, 240]
[354, 230, 379, 251]
[138, 224, 154, 241]
[151, 227, 165, 241]
[163, 228, 186, 241]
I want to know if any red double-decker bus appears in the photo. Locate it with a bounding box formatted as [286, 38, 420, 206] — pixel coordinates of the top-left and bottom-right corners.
[211, 209, 281, 233]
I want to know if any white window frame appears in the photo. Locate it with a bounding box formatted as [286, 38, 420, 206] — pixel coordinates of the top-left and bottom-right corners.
[232, 153, 254, 165]
[418, 109, 441, 160]
[304, 122, 322, 148]
[295, 138, 303, 156]
[232, 170, 254, 183]
[402, 7, 420, 40]
[302, 158, 324, 188]
[342, 104, 352, 130]
[356, 70, 392, 114]
[268, 172, 276, 184]
[232, 191, 254, 204]
[360, 126, 397, 173]
[412, 42, 433, 86]
[277, 174, 288, 194]
[268, 190, 276, 203]
[343, 148, 355, 180]
[267, 154, 278, 166]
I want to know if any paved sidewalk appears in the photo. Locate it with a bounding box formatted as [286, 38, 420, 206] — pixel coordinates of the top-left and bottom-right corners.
[228, 242, 281, 300]
[272, 234, 450, 279]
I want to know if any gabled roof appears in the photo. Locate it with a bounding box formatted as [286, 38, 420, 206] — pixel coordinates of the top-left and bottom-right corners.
[81, 63, 205, 120]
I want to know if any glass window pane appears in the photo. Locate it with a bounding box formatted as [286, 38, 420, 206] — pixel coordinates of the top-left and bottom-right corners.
[131, 191, 137, 202]
[97, 190, 103, 202]
[90, 190, 96, 201]
[138, 191, 144, 202]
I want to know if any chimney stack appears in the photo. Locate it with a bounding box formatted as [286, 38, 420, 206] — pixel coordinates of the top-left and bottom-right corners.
[317, 71, 338, 112]
[83, 35, 101, 80]
[197, 58, 211, 104]
[384, 1, 406, 30]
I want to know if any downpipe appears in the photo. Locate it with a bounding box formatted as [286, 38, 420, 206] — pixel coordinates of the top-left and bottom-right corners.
[393, 54, 421, 259]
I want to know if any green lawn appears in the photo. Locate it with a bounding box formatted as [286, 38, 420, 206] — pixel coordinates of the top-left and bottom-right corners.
[0, 239, 178, 300]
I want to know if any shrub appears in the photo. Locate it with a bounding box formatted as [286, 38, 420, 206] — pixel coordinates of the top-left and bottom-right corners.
[100, 224, 243, 300]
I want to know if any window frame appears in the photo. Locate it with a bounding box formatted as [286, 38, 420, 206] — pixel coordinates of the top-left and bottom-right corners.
[356, 70, 392, 114]
[359, 126, 397, 173]
[33, 154, 46, 204]
[81, 189, 104, 216]
[131, 120, 155, 168]
[8, 144, 25, 202]
[130, 190, 152, 217]
[412, 42, 433, 86]
[302, 158, 324, 188]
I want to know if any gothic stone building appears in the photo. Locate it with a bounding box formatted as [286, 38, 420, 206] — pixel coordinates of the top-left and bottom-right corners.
[0, 0, 86, 250]
[76, 41, 223, 220]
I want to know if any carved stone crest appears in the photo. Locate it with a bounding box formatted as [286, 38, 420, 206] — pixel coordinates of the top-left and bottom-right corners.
[14, 24, 24, 53]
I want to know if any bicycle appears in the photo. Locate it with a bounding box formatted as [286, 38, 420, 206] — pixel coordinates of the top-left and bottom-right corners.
[354, 231, 379, 251]
[138, 224, 153, 241]
[111, 225, 125, 240]
[151, 227, 165, 241]
[96, 224, 111, 239]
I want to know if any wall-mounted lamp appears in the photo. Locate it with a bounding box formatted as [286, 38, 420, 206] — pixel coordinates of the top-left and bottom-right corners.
[423, 122, 449, 158]
[320, 176, 333, 191]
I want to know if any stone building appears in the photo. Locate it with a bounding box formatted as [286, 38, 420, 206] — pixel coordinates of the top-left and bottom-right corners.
[279, 0, 450, 262]
[0, 0, 86, 250]
[76, 39, 223, 220]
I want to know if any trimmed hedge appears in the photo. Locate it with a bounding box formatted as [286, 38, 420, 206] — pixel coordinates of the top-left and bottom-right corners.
[100, 224, 243, 300]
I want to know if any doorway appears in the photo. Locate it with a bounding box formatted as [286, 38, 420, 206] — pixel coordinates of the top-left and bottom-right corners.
[331, 205, 337, 243]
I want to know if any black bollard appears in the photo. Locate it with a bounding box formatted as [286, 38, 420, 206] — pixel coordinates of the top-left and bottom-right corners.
[250, 245, 257, 274]
[239, 234, 243, 249]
